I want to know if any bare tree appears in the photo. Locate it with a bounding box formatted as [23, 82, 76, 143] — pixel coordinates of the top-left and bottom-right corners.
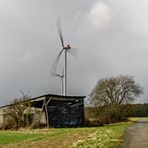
[90, 75, 143, 107]
[2, 93, 31, 129]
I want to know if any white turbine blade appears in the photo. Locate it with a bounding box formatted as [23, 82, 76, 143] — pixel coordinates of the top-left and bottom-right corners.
[52, 48, 64, 73]
[51, 70, 64, 78]
[62, 68, 64, 76]
[57, 17, 64, 48]
[67, 48, 79, 57]
[51, 71, 59, 77]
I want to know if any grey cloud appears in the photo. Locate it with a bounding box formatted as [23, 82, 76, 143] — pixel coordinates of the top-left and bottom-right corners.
[0, 0, 148, 105]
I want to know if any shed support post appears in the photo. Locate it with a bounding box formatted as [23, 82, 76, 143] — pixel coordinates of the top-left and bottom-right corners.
[45, 97, 52, 127]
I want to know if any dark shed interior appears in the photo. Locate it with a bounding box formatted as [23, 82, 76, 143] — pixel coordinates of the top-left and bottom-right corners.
[31, 94, 85, 128]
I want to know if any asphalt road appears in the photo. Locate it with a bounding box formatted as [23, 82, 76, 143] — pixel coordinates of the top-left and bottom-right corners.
[122, 118, 148, 148]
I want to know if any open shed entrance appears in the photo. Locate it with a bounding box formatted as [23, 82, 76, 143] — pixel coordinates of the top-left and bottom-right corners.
[47, 99, 84, 127]
[30, 94, 85, 128]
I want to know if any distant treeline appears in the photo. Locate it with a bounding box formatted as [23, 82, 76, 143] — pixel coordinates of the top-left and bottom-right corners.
[127, 103, 148, 117]
[84, 103, 148, 126]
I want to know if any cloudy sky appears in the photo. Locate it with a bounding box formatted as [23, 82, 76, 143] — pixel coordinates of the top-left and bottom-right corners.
[0, 0, 148, 105]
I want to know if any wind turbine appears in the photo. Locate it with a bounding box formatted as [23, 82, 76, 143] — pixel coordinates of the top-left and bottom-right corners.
[51, 70, 64, 95]
[52, 18, 75, 96]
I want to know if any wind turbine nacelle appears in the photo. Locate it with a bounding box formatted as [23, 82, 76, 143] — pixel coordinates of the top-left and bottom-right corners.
[64, 44, 71, 50]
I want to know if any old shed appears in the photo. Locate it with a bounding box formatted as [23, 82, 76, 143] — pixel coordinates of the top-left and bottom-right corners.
[30, 94, 85, 127]
[0, 94, 85, 128]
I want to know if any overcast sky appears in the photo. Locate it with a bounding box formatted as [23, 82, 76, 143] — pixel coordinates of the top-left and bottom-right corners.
[0, 0, 148, 105]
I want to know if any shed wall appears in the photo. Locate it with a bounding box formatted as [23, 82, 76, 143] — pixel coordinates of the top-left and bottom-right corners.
[46, 97, 84, 127]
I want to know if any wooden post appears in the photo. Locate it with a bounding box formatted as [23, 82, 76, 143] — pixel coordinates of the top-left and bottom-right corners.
[45, 104, 49, 127]
[45, 97, 52, 127]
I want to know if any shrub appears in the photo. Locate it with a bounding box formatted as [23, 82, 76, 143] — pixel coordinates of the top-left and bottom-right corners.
[85, 104, 129, 124]
[2, 93, 31, 129]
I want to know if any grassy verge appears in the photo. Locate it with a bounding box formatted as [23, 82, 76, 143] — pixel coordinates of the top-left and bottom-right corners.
[128, 117, 148, 122]
[70, 122, 131, 148]
[0, 119, 137, 148]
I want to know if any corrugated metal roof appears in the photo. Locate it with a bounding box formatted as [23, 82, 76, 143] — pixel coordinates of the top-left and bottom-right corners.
[0, 94, 86, 109]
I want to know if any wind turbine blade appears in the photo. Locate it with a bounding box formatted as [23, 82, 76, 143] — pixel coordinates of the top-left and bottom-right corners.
[67, 48, 79, 57]
[62, 68, 64, 76]
[52, 48, 64, 73]
[51, 71, 62, 77]
[51, 71, 58, 77]
[57, 18, 64, 48]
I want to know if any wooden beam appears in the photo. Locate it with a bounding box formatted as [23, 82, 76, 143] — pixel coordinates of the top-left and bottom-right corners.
[45, 97, 52, 127]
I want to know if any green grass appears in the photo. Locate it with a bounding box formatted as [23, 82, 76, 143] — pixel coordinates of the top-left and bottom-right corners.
[0, 129, 77, 144]
[0, 132, 43, 144]
[0, 120, 134, 148]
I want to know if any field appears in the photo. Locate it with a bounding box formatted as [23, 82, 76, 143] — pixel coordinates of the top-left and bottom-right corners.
[0, 121, 134, 148]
